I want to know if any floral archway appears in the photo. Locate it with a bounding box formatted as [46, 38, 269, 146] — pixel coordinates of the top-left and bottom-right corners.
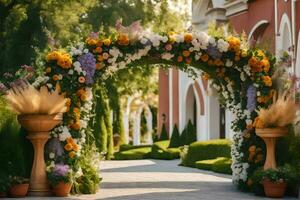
[44, 24, 275, 190]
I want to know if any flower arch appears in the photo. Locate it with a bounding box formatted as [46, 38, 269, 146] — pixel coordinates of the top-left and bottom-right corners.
[45, 28, 275, 189]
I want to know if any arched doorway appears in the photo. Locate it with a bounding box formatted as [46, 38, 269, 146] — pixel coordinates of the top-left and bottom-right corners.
[185, 84, 198, 132]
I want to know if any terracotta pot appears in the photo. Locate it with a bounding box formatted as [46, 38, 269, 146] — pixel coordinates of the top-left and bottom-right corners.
[256, 127, 288, 170]
[263, 180, 287, 198]
[52, 182, 72, 197]
[18, 113, 62, 197]
[9, 183, 29, 198]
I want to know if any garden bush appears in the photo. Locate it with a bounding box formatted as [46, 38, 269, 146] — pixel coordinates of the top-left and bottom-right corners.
[119, 144, 152, 151]
[169, 124, 181, 148]
[195, 157, 232, 175]
[184, 139, 231, 167]
[114, 147, 152, 160]
[151, 140, 180, 160]
[159, 123, 169, 141]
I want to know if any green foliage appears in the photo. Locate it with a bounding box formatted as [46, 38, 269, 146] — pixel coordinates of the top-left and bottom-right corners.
[159, 123, 169, 141]
[47, 164, 74, 187]
[169, 124, 181, 148]
[151, 140, 180, 160]
[179, 145, 189, 166]
[185, 120, 197, 145]
[73, 144, 102, 194]
[180, 128, 187, 146]
[0, 114, 27, 190]
[114, 147, 152, 160]
[184, 139, 231, 167]
[195, 157, 232, 175]
[119, 144, 152, 151]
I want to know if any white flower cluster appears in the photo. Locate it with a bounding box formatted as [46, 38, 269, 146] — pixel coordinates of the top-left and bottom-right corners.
[32, 75, 50, 88]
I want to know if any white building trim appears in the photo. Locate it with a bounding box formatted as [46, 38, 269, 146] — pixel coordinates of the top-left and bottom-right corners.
[296, 31, 300, 77]
[248, 20, 269, 40]
[169, 68, 173, 135]
[224, 0, 248, 17]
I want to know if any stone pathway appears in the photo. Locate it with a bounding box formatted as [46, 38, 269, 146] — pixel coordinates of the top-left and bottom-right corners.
[6, 159, 298, 200]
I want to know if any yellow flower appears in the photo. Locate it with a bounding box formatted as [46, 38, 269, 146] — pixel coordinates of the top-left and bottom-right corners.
[261, 59, 270, 72]
[262, 75, 272, 87]
[64, 143, 73, 151]
[46, 51, 62, 61]
[103, 38, 111, 46]
[78, 76, 86, 83]
[69, 151, 76, 159]
[73, 143, 80, 151]
[66, 137, 74, 144]
[86, 37, 98, 46]
[241, 50, 248, 57]
[57, 54, 72, 69]
[184, 33, 193, 43]
[227, 36, 241, 52]
[117, 33, 130, 46]
[70, 122, 80, 130]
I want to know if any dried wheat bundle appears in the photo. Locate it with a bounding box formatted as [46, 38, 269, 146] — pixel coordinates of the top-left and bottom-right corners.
[257, 93, 297, 128]
[6, 82, 67, 115]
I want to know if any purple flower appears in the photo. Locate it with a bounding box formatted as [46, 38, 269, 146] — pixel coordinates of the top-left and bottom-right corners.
[46, 138, 64, 159]
[78, 53, 96, 84]
[53, 164, 69, 177]
[246, 85, 257, 112]
[207, 44, 222, 59]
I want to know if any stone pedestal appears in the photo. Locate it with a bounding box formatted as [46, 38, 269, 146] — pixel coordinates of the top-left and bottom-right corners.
[18, 114, 62, 196]
[256, 128, 288, 170]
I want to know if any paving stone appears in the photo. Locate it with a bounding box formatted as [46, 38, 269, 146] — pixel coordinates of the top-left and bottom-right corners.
[5, 159, 297, 200]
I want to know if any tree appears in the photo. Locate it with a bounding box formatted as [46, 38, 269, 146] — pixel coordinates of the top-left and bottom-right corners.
[159, 123, 169, 141]
[180, 127, 187, 146]
[169, 124, 181, 148]
[186, 120, 197, 145]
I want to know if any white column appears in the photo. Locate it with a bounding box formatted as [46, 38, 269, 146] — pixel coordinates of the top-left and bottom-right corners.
[144, 105, 153, 144]
[123, 96, 133, 144]
[169, 68, 173, 135]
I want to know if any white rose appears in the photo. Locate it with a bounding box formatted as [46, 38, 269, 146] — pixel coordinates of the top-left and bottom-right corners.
[49, 152, 55, 159]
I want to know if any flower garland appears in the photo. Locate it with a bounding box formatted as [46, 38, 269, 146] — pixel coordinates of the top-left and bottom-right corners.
[44, 27, 275, 190]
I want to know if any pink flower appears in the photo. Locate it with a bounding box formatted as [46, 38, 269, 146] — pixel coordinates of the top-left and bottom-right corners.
[165, 44, 172, 51]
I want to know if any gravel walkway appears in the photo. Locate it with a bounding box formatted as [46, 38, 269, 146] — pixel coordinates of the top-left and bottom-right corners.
[6, 159, 298, 200]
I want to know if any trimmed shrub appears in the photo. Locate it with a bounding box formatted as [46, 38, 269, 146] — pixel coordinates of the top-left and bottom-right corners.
[195, 157, 232, 175]
[114, 147, 152, 160]
[169, 124, 181, 148]
[119, 144, 152, 151]
[180, 128, 187, 146]
[186, 120, 197, 145]
[151, 140, 180, 160]
[159, 123, 169, 140]
[185, 139, 231, 167]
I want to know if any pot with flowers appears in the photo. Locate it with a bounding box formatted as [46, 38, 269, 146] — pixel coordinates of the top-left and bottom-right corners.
[47, 164, 74, 197]
[254, 94, 296, 170]
[5, 83, 67, 196]
[260, 166, 292, 198]
[8, 176, 29, 198]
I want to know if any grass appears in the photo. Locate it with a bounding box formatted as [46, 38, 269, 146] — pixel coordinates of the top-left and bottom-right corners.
[195, 157, 232, 175]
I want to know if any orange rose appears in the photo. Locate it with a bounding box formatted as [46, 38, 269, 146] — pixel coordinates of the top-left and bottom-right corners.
[98, 55, 104, 62]
[52, 75, 60, 81]
[64, 143, 73, 151]
[66, 137, 74, 144]
[96, 63, 104, 70]
[93, 47, 102, 54]
[184, 33, 193, 43]
[177, 56, 183, 62]
[45, 67, 51, 74]
[117, 33, 130, 46]
[253, 117, 264, 128]
[262, 75, 272, 87]
[70, 122, 80, 130]
[73, 144, 80, 151]
[183, 50, 191, 57]
[185, 58, 191, 64]
[200, 54, 209, 62]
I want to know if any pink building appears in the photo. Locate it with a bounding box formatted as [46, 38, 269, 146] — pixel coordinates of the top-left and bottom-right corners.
[158, 0, 300, 140]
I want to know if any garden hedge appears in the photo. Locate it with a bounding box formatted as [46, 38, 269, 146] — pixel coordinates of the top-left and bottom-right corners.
[119, 144, 152, 151]
[195, 157, 232, 175]
[185, 139, 231, 167]
[114, 147, 152, 160]
[151, 140, 180, 160]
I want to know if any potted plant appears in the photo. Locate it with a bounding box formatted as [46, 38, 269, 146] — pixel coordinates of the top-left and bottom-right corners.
[254, 94, 297, 169]
[260, 166, 292, 198]
[8, 176, 29, 198]
[47, 163, 73, 197]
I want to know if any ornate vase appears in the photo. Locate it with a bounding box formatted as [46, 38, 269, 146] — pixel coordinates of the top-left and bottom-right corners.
[18, 113, 62, 196]
[256, 127, 288, 170]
